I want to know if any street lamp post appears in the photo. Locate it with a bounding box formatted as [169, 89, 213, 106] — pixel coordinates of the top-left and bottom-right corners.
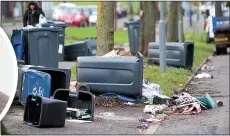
[159, 2, 166, 72]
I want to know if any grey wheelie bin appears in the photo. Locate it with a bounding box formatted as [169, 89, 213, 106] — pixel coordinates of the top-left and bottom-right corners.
[23, 27, 63, 68]
[41, 21, 67, 61]
[76, 20, 143, 98]
[64, 38, 97, 61]
[148, 41, 194, 70]
[124, 20, 140, 56]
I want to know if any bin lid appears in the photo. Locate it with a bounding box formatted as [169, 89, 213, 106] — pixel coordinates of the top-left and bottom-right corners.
[124, 20, 140, 26]
[22, 27, 63, 32]
[41, 21, 67, 28]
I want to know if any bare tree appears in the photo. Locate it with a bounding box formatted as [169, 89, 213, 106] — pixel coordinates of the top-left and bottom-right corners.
[167, 2, 180, 42]
[139, 1, 157, 56]
[215, 1, 222, 17]
[96, 2, 115, 56]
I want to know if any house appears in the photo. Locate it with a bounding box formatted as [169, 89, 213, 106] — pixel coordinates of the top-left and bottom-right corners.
[1, 1, 42, 19]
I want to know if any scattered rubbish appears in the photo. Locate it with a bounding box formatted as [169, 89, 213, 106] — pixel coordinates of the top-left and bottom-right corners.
[142, 80, 164, 103]
[216, 100, 223, 107]
[100, 112, 115, 117]
[143, 105, 167, 115]
[66, 108, 91, 120]
[66, 119, 92, 123]
[151, 95, 173, 105]
[120, 51, 133, 56]
[69, 81, 77, 93]
[102, 50, 120, 57]
[143, 80, 162, 94]
[99, 93, 138, 103]
[136, 123, 149, 132]
[201, 63, 214, 72]
[124, 102, 135, 106]
[194, 72, 213, 79]
[195, 93, 215, 109]
[175, 102, 201, 115]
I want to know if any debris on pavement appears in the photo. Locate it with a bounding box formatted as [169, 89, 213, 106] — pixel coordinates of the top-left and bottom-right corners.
[66, 119, 92, 123]
[194, 72, 213, 79]
[143, 104, 167, 115]
[70, 81, 77, 93]
[136, 123, 149, 132]
[195, 93, 215, 109]
[120, 51, 133, 56]
[124, 102, 135, 106]
[100, 112, 115, 117]
[201, 63, 214, 72]
[142, 79, 167, 104]
[102, 50, 120, 57]
[216, 100, 223, 107]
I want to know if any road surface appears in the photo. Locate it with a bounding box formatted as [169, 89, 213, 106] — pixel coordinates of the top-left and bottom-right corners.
[155, 54, 229, 135]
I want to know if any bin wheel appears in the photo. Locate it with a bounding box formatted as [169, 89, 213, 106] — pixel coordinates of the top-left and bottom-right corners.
[148, 59, 154, 65]
[76, 83, 90, 92]
[216, 47, 227, 55]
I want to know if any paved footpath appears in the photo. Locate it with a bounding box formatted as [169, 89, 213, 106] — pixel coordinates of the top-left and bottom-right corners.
[155, 54, 229, 135]
[0, 92, 9, 115]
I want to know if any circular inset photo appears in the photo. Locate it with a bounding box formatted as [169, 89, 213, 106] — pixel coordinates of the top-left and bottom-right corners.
[0, 27, 18, 121]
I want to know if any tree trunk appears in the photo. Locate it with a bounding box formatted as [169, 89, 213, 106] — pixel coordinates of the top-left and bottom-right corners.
[167, 2, 180, 42]
[128, 2, 134, 21]
[226, 2, 230, 7]
[178, 2, 185, 42]
[139, 1, 157, 57]
[215, 1, 222, 17]
[96, 1, 115, 56]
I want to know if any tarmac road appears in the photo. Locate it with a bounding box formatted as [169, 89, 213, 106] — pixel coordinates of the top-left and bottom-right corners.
[155, 54, 229, 135]
[0, 92, 9, 115]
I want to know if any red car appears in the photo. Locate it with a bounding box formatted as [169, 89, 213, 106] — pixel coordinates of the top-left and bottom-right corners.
[58, 7, 89, 27]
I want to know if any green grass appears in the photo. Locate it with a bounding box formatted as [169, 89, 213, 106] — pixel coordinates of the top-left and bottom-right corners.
[143, 32, 214, 96]
[65, 39, 80, 44]
[70, 32, 214, 96]
[65, 27, 128, 45]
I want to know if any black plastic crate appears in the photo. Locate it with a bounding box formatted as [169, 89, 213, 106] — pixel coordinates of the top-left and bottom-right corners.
[23, 94, 67, 128]
[67, 91, 95, 121]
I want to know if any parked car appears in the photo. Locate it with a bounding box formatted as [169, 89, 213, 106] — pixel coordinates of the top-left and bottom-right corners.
[52, 3, 76, 21]
[89, 10, 97, 26]
[59, 7, 89, 27]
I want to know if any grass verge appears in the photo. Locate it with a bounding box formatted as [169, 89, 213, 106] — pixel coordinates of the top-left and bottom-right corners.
[65, 27, 128, 45]
[71, 32, 214, 96]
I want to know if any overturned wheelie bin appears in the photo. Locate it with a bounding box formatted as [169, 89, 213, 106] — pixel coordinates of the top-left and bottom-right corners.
[76, 20, 143, 98]
[148, 42, 194, 70]
[212, 17, 230, 55]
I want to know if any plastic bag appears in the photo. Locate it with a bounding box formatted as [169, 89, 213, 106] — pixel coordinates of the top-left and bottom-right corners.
[39, 14, 47, 24]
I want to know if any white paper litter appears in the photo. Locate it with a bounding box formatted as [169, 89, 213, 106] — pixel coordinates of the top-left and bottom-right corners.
[143, 105, 167, 115]
[66, 119, 92, 123]
[194, 72, 213, 79]
[102, 50, 120, 57]
[100, 112, 115, 117]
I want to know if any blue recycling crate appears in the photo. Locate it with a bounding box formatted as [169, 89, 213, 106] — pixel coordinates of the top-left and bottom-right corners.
[20, 69, 51, 105]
